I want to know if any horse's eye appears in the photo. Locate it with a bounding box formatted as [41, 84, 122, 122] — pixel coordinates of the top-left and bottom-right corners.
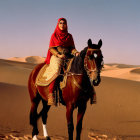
[94, 53, 98, 58]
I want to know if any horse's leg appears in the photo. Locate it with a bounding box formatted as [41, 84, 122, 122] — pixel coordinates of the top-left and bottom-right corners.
[76, 103, 87, 140]
[66, 104, 74, 140]
[41, 99, 51, 140]
[30, 93, 41, 140]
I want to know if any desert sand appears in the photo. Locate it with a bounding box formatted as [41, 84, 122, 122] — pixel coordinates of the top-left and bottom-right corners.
[0, 57, 140, 140]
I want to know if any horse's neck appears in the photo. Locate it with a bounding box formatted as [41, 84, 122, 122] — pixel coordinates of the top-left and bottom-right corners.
[70, 55, 85, 74]
[69, 55, 92, 92]
[69, 47, 88, 74]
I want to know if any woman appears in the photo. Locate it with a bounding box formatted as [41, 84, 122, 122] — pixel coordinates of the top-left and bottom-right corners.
[45, 18, 79, 105]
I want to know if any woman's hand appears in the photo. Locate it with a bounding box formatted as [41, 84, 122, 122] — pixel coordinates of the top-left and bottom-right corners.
[75, 52, 80, 56]
[57, 54, 66, 59]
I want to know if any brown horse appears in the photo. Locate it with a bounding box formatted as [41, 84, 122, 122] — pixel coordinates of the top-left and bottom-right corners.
[28, 39, 103, 140]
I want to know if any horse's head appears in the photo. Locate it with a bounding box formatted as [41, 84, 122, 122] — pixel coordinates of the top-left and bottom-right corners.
[84, 39, 104, 86]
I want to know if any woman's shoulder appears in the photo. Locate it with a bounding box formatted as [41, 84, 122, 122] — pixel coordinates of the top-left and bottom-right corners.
[68, 32, 72, 35]
[68, 33, 73, 37]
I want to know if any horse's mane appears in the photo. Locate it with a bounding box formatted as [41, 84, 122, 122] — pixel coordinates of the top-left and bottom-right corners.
[70, 47, 88, 74]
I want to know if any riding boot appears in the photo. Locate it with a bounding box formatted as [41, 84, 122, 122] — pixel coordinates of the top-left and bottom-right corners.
[48, 93, 54, 105]
[48, 80, 55, 105]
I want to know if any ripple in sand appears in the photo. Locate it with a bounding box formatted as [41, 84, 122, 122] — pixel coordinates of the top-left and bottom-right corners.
[88, 131, 140, 140]
[0, 134, 67, 140]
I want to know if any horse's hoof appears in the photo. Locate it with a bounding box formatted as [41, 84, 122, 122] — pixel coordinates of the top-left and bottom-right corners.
[46, 136, 51, 140]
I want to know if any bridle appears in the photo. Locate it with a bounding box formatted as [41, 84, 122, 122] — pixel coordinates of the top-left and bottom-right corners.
[84, 48, 103, 76]
[62, 48, 103, 92]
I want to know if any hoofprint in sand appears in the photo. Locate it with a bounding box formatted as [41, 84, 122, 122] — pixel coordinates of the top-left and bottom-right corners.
[2, 133, 140, 140]
[0, 133, 109, 140]
[0, 134, 67, 140]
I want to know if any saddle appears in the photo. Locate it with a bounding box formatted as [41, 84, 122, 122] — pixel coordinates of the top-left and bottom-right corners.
[35, 58, 74, 105]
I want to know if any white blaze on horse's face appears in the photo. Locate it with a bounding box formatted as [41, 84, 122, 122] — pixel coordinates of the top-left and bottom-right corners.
[94, 53, 98, 58]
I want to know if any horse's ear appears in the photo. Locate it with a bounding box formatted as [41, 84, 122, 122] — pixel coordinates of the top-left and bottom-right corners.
[98, 39, 102, 48]
[88, 39, 92, 47]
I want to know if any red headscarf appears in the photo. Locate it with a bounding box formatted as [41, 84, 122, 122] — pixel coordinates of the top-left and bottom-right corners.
[45, 18, 75, 64]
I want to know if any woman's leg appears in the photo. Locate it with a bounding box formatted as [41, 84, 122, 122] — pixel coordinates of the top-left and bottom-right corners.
[47, 55, 64, 105]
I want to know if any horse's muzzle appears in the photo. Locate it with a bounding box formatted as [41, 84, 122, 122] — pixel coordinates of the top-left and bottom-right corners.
[93, 75, 101, 86]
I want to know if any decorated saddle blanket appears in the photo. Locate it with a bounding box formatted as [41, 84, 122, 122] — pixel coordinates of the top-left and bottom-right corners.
[36, 55, 64, 86]
[35, 55, 74, 87]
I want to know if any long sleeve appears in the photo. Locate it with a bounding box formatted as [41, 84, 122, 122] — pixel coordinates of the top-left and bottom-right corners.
[71, 47, 79, 56]
[49, 47, 59, 57]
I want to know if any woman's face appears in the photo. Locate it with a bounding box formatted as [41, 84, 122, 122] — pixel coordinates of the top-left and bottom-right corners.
[58, 20, 67, 31]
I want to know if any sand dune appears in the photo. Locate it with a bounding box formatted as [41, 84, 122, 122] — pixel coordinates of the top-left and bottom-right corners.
[0, 58, 140, 140]
[105, 63, 140, 68]
[7, 56, 45, 64]
[102, 64, 140, 82]
[0, 59, 35, 86]
[130, 68, 140, 74]
[5, 57, 140, 82]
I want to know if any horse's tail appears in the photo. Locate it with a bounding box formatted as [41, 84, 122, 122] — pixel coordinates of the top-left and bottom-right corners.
[28, 62, 46, 101]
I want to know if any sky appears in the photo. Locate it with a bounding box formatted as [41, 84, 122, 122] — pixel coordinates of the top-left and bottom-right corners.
[0, 0, 140, 65]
